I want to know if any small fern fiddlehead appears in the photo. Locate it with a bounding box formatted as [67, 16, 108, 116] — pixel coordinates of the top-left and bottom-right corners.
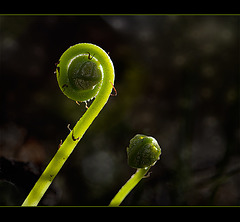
[109, 134, 161, 206]
[127, 134, 161, 169]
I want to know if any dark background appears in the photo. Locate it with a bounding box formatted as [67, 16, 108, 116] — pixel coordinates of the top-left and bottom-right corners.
[0, 15, 239, 206]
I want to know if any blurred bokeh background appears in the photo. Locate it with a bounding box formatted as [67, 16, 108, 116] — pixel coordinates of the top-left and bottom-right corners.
[0, 15, 239, 206]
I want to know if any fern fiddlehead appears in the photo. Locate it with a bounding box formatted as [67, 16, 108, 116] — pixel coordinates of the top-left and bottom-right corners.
[22, 43, 115, 206]
[109, 134, 161, 206]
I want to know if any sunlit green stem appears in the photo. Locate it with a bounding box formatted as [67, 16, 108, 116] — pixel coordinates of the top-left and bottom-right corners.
[109, 166, 150, 206]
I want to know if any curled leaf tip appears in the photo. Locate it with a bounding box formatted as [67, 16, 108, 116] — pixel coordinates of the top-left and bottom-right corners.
[56, 43, 113, 102]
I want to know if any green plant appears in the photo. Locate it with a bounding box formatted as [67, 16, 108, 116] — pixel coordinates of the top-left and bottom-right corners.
[22, 43, 161, 206]
[22, 43, 115, 206]
[109, 134, 161, 206]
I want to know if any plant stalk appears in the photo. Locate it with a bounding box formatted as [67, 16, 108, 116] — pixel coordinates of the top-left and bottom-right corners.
[109, 166, 150, 206]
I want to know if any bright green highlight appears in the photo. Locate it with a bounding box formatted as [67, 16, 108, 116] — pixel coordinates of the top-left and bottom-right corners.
[22, 43, 115, 206]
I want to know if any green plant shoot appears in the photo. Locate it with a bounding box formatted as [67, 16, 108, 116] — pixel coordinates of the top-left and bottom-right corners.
[22, 43, 115, 206]
[109, 134, 161, 206]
